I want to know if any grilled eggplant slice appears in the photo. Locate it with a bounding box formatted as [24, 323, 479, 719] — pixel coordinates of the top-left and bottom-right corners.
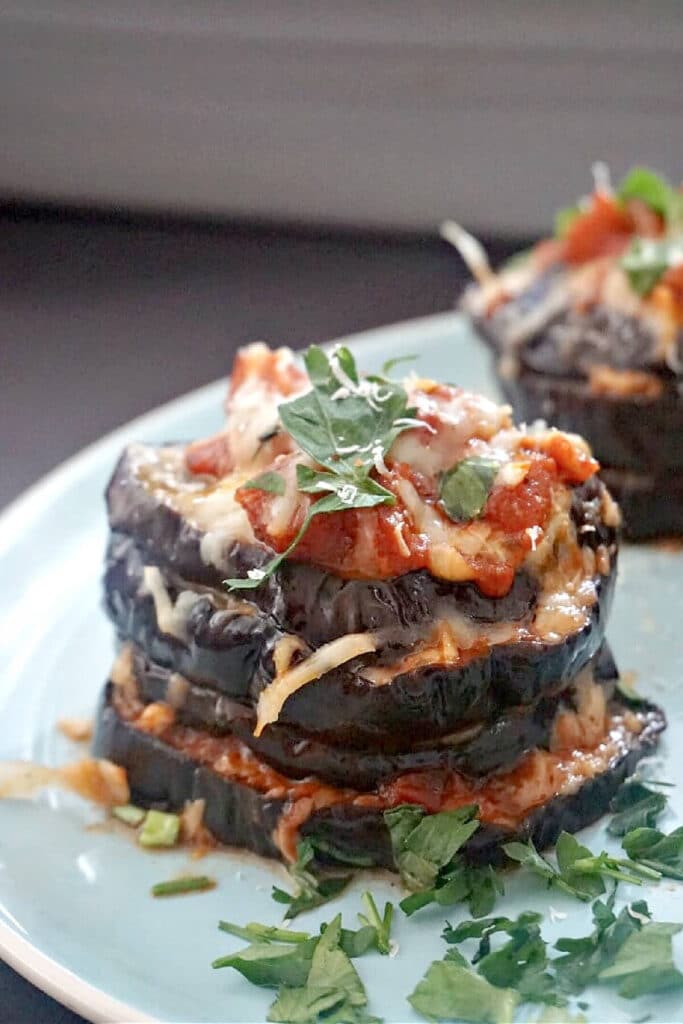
[104, 475, 618, 747]
[94, 679, 666, 868]
[127, 642, 617, 788]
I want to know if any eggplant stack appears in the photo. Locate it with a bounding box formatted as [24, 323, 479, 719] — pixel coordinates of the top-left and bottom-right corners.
[456, 166, 683, 539]
[94, 342, 665, 867]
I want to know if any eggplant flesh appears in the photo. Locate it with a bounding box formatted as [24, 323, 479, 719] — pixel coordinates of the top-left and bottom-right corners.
[93, 680, 666, 869]
[104, 516, 617, 747]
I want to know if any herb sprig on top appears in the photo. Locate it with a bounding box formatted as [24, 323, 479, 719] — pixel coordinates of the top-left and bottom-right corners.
[225, 345, 425, 590]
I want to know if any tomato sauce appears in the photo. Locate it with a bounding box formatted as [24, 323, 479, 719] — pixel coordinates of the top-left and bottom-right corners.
[117, 688, 651, 862]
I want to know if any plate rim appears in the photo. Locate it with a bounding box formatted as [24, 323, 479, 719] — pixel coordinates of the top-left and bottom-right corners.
[0, 309, 459, 1023]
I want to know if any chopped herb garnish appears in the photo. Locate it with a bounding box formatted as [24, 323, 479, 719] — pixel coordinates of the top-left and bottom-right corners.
[215, 911, 379, 1023]
[151, 875, 215, 897]
[219, 921, 311, 945]
[138, 809, 180, 848]
[409, 956, 519, 1024]
[622, 825, 683, 880]
[400, 862, 503, 920]
[619, 238, 682, 297]
[617, 166, 683, 226]
[385, 805, 503, 919]
[385, 804, 480, 890]
[503, 831, 657, 901]
[357, 892, 393, 955]
[598, 921, 683, 998]
[271, 839, 352, 920]
[112, 803, 146, 827]
[553, 894, 649, 994]
[226, 345, 423, 591]
[443, 911, 563, 1008]
[242, 471, 286, 495]
[608, 780, 668, 837]
[439, 457, 500, 523]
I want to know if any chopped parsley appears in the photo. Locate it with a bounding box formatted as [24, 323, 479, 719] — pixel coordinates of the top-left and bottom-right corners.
[151, 875, 215, 897]
[503, 831, 659, 901]
[622, 825, 683, 880]
[214, 909, 384, 1023]
[271, 839, 353, 920]
[608, 780, 668, 837]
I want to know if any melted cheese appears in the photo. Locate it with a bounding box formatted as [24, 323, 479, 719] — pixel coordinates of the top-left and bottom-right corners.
[129, 444, 255, 570]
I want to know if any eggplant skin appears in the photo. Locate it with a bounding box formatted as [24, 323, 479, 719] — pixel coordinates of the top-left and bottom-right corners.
[131, 643, 617, 788]
[500, 364, 683, 476]
[498, 368, 683, 539]
[104, 523, 617, 748]
[93, 681, 666, 868]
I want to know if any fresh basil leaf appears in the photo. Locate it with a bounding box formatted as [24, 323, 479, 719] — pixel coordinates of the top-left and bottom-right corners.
[608, 780, 668, 836]
[385, 804, 480, 891]
[617, 166, 683, 225]
[439, 457, 500, 523]
[409, 958, 519, 1024]
[554, 206, 581, 239]
[279, 346, 414, 478]
[599, 921, 683, 998]
[622, 825, 683, 880]
[243, 471, 286, 495]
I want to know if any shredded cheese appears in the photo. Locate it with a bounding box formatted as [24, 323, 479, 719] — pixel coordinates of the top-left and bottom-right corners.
[0, 759, 129, 806]
[254, 633, 377, 736]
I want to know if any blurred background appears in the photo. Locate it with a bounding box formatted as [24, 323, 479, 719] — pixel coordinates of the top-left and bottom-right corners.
[2, 1, 682, 511]
[1, 3, 682, 1020]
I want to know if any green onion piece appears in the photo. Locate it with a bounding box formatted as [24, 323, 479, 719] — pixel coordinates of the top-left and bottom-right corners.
[112, 804, 146, 827]
[151, 875, 216, 898]
[139, 809, 181, 848]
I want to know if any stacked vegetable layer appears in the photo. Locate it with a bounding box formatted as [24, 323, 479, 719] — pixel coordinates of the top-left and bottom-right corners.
[94, 343, 665, 865]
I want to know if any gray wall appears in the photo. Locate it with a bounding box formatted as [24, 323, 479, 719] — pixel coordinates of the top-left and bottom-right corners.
[1, 1, 681, 233]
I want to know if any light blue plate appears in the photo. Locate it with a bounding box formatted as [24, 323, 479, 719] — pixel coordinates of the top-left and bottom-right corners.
[1, 313, 682, 1023]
